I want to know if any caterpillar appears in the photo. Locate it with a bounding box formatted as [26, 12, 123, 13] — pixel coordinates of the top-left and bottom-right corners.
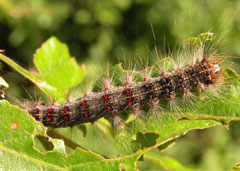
[0, 32, 224, 130]
[23, 56, 222, 128]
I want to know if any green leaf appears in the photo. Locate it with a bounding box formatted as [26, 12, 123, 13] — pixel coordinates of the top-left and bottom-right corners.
[184, 37, 202, 48]
[184, 32, 213, 48]
[199, 32, 213, 41]
[0, 100, 141, 170]
[0, 36, 85, 103]
[114, 113, 225, 155]
[143, 152, 197, 171]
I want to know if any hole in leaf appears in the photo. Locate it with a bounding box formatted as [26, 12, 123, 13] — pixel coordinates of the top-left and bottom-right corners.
[133, 132, 159, 149]
[34, 135, 54, 152]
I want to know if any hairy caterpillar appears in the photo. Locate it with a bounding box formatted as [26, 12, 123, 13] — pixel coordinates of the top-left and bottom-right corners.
[22, 56, 222, 127]
[1, 32, 224, 130]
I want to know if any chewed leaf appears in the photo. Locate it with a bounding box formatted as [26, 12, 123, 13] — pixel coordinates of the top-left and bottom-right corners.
[0, 37, 85, 103]
[184, 37, 202, 48]
[115, 113, 227, 155]
[0, 100, 141, 170]
[199, 32, 213, 41]
[184, 32, 213, 48]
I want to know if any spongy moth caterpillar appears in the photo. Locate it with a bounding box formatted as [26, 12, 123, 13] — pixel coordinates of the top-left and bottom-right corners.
[1, 32, 224, 129]
[24, 56, 222, 128]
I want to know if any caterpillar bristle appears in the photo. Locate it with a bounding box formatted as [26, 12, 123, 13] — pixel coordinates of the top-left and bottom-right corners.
[142, 68, 153, 81]
[171, 95, 184, 113]
[183, 89, 196, 102]
[101, 78, 113, 91]
[122, 72, 135, 86]
[134, 109, 147, 121]
[111, 115, 125, 129]
[197, 82, 205, 90]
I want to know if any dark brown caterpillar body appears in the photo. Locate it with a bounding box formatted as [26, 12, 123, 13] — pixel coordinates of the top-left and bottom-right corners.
[25, 58, 222, 127]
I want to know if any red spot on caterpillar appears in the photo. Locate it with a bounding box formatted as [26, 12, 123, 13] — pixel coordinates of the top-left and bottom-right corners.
[106, 105, 111, 111]
[84, 111, 88, 117]
[105, 87, 109, 91]
[64, 116, 69, 121]
[125, 81, 129, 85]
[112, 114, 117, 118]
[11, 122, 18, 130]
[125, 89, 131, 95]
[33, 109, 39, 114]
[63, 106, 69, 112]
[128, 99, 133, 105]
[48, 108, 53, 113]
[47, 117, 53, 121]
[103, 95, 109, 101]
[82, 101, 87, 107]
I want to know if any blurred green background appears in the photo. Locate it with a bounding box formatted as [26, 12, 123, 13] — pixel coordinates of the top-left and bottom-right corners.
[1, 0, 240, 170]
